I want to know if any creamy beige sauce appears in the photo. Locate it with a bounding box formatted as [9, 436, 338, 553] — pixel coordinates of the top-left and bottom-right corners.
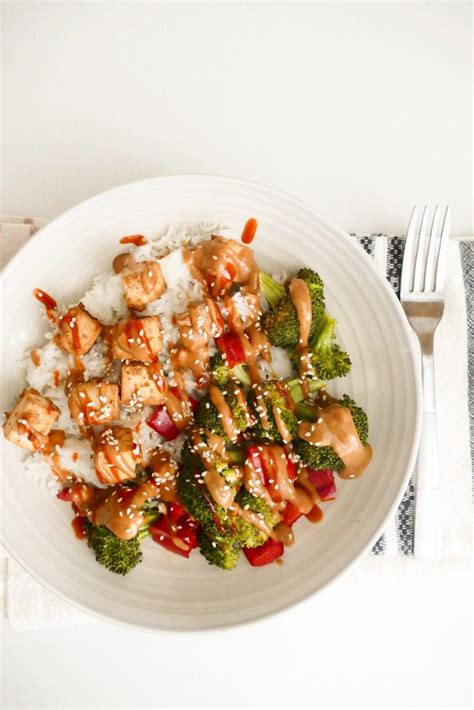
[289, 278, 312, 347]
[71, 481, 156, 540]
[184, 236, 260, 296]
[94, 427, 141, 484]
[164, 389, 194, 431]
[272, 405, 293, 443]
[112, 319, 158, 362]
[172, 299, 223, 382]
[298, 403, 373, 478]
[252, 384, 271, 430]
[190, 430, 237, 509]
[209, 384, 239, 441]
[149, 451, 179, 502]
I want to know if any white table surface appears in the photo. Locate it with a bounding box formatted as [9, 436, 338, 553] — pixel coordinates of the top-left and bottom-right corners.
[1, 2, 472, 709]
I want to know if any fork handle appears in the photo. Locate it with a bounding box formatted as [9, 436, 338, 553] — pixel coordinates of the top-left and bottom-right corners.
[414, 355, 441, 559]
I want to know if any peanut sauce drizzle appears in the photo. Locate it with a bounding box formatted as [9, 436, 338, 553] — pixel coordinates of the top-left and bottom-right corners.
[70, 481, 157, 540]
[288, 277, 313, 391]
[298, 402, 373, 478]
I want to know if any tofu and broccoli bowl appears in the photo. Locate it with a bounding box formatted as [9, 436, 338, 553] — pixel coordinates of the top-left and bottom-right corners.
[3, 220, 373, 575]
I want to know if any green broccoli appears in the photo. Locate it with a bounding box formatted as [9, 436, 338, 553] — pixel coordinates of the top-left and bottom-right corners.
[295, 395, 369, 471]
[84, 512, 157, 575]
[247, 380, 298, 443]
[287, 377, 326, 404]
[198, 531, 241, 570]
[195, 382, 250, 440]
[210, 352, 251, 388]
[178, 442, 237, 541]
[259, 271, 286, 310]
[179, 440, 278, 566]
[260, 269, 325, 348]
[304, 313, 351, 380]
[234, 488, 278, 548]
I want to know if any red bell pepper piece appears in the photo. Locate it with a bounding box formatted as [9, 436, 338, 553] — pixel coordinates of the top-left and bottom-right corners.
[147, 406, 180, 440]
[56, 487, 71, 502]
[306, 468, 336, 501]
[281, 502, 303, 527]
[150, 515, 200, 559]
[147, 389, 199, 440]
[166, 502, 188, 522]
[243, 538, 284, 566]
[317, 481, 336, 501]
[247, 445, 296, 503]
[306, 468, 334, 488]
[216, 332, 245, 368]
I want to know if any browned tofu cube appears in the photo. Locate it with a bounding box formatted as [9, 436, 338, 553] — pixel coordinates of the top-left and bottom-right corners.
[93, 426, 142, 485]
[111, 316, 163, 363]
[3, 388, 60, 452]
[121, 362, 166, 406]
[175, 299, 224, 350]
[58, 305, 102, 355]
[68, 380, 120, 427]
[120, 260, 166, 311]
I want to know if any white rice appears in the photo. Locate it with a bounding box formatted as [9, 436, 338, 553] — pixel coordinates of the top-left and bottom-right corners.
[18, 222, 274, 492]
[81, 273, 128, 326]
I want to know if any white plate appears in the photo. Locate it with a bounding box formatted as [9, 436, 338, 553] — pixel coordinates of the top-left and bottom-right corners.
[1, 175, 421, 630]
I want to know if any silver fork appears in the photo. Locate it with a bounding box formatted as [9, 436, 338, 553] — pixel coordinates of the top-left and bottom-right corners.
[401, 205, 450, 559]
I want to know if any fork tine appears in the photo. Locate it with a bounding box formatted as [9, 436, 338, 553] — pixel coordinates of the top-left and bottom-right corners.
[401, 206, 418, 294]
[433, 206, 450, 293]
[413, 205, 429, 292]
[423, 205, 440, 291]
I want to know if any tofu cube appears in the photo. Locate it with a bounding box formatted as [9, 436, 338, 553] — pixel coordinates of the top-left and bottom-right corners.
[121, 362, 166, 406]
[111, 316, 163, 363]
[176, 299, 224, 350]
[68, 380, 120, 426]
[3, 388, 59, 452]
[58, 305, 102, 355]
[93, 426, 141, 485]
[121, 260, 166, 311]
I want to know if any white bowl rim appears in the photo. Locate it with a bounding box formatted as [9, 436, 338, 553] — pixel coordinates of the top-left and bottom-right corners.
[0, 174, 422, 632]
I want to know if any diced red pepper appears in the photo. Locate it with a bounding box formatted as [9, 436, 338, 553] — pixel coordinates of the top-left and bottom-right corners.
[281, 502, 303, 527]
[216, 332, 245, 368]
[317, 481, 336, 501]
[150, 515, 200, 558]
[147, 406, 180, 441]
[306, 468, 336, 500]
[306, 468, 334, 488]
[56, 487, 72, 502]
[243, 538, 284, 566]
[167, 502, 188, 522]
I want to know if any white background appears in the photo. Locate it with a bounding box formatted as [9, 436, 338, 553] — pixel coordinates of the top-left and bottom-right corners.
[1, 2, 472, 709]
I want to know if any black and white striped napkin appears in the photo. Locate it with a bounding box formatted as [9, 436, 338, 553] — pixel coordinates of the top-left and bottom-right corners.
[356, 234, 473, 556]
[1, 217, 472, 628]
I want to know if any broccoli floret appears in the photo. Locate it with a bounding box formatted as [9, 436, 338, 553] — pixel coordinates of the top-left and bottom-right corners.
[259, 271, 286, 310]
[247, 380, 298, 443]
[210, 352, 251, 388]
[234, 488, 278, 548]
[302, 313, 351, 380]
[260, 268, 325, 348]
[195, 383, 249, 440]
[295, 395, 369, 471]
[339, 394, 369, 446]
[294, 439, 345, 472]
[178, 442, 236, 540]
[287, 377, 326, 404]
[199, 531, 240, 570]
[85, 518, 153, 576]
